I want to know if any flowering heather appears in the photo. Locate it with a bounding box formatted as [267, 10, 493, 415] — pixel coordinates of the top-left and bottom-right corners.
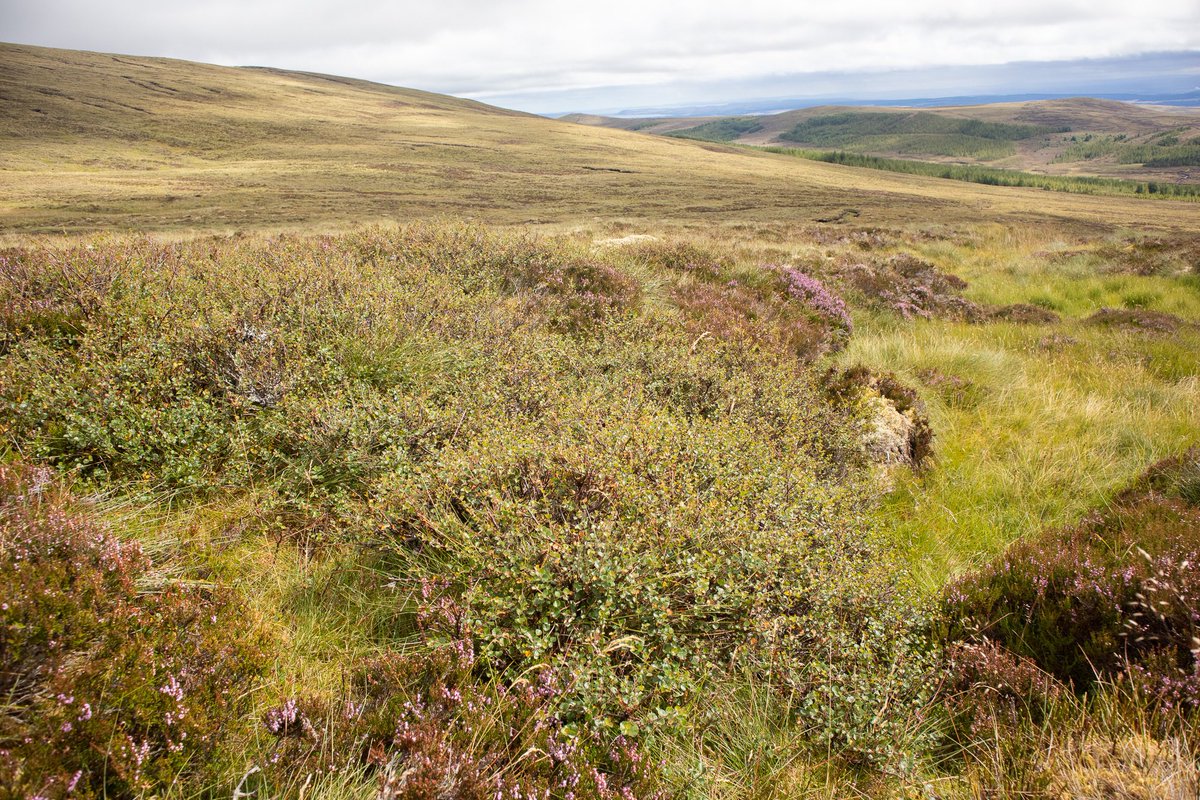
[258, 639, 663, 800]
[830, 253, 981, 322]
[670, 279, 833, 362]
[0, 463, 268, 799]
[945, 457, 1200, 709]
[781, 267, 853, 335]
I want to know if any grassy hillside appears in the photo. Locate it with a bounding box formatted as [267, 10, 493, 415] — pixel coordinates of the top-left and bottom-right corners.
[3, 43, 1200, 800]
[572, 100, 1200, 183]
[2, 42, 1198, 236]
[773, 111, 1064, 159]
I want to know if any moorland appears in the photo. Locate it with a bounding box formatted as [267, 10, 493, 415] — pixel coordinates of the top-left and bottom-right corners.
[2, 41, 1199, 800]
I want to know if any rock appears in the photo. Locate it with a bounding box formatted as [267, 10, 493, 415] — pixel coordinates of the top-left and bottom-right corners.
[863, 393, 918, 466]
[824, 365, 934, 471]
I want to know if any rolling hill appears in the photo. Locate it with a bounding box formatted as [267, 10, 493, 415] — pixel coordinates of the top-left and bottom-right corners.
[1, 42, 1198, 236]
[565, 99, 1200, 182]
[4, 41, 1200, 800]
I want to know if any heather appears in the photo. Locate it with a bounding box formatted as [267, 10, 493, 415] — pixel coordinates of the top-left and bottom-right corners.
[931, 451, 1200, 796]
[0, 463, 268, 800]
[2, 223, 1199, 797]
[945, 449, 1200, 704]
[0, 227, 939, 797]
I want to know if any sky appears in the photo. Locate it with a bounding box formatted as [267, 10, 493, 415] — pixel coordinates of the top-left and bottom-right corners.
[2, 1, 1199, 114]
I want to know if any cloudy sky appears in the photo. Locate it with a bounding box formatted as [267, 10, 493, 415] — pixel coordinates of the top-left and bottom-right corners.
[3, 1, 1198, 113]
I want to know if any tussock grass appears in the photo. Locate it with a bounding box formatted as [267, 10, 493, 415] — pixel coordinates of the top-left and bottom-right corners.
[839, 229, 1200, 587]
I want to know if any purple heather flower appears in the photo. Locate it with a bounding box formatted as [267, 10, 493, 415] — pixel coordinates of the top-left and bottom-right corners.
[781, 267, 853, 333]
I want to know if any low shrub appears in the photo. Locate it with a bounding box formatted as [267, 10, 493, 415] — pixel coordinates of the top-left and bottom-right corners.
[780, 267, 853, 339]
[259, 621, 664, 800]
[944, 454, 1200, 708]
[1085, 307, 1188, 334]
[373, 398, 940, 768]
[670, 278, 838, 362]
[621, 239, 729, 279]
[505, 257, 642, 331]
[987, 303, 1060, 325]
[0, 227, 941, 789]
[1093, 235, 1200, 276]
[941, 640, 1066, 739]
[830, 253, 981, 321]
[0, 463, 268, 800]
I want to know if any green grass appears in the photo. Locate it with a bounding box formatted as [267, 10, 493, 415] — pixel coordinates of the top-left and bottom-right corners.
[834, 229, 1200, 587]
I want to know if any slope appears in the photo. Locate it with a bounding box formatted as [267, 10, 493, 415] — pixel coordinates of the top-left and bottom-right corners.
[572, 100, 1200, 182]
[1, 42, 1197, 236]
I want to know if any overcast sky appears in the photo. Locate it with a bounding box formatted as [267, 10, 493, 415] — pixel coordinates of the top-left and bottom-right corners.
[3, 1, 1198, 113]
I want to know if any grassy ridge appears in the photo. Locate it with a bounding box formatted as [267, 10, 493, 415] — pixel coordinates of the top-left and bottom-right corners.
[6, 42, 1200, 236]
[762, 146, 1200, 199]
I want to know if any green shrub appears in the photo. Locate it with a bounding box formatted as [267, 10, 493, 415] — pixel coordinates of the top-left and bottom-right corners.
[0, 226, 942, 785]
[377, 382, 939, 765]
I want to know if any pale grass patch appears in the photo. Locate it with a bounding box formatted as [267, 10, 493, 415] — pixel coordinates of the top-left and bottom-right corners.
[842, 302, 1200, 587]
[1048, 734, 1198, 800]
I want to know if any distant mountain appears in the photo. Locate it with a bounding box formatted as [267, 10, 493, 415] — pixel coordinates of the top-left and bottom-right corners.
[524, 51, 1200, 117]
[583, 91, 1200, 120]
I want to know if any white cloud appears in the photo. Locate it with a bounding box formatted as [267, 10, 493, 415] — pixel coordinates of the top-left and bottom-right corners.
[2, 0, 1197, 110]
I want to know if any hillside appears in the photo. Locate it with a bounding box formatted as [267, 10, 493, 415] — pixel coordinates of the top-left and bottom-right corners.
[4, 42, 1200, 800]
[570, 99, 1200, 183]
[1, 42, 1198, 236]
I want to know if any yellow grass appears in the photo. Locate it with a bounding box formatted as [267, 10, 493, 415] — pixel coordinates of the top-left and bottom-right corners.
[3, 42, 1199, 238]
